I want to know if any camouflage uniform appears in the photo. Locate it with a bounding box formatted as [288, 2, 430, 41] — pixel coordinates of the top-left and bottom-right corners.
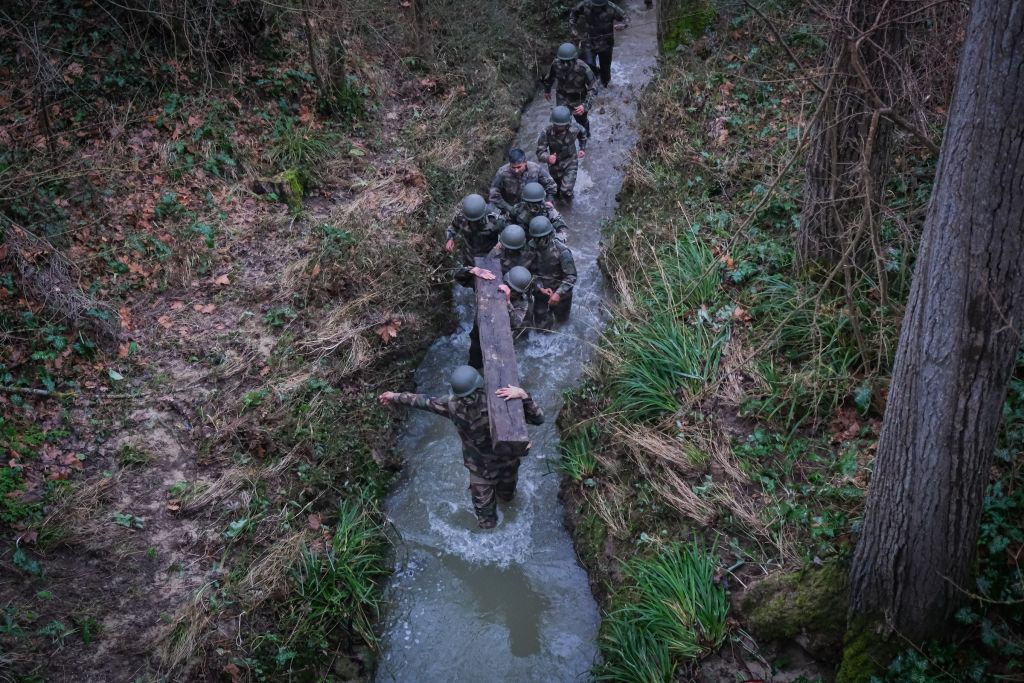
[569, 0, 629, 86]
[488, 162, 558, 214]
[389, 389, 544, 525]
[541, 58, 597, 136]
[535, 121, 588, 200]
[509, 201, 569, 242]
[531, 236, 577, 330]
[487, 241, 539, 276]
[447, 205, 508, 286]
[507, 287, 533, 334]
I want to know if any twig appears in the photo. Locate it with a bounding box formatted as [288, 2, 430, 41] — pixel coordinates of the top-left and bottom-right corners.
[742, 0, 823, 93]
[0, 385, 76, 398]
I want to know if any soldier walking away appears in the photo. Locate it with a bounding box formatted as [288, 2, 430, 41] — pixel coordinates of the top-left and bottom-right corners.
[536, 106, 587, 202]
[541, 43, 597, 137]
[489, 148, 558, 214]
[570, 0, 630, 88]
[509, 183, 570, 241]
[378, 366, 544, 529]
[528, 216, 577, 330]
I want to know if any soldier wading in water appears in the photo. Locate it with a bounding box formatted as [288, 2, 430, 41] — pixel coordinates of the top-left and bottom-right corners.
[379, 366, 544, 529]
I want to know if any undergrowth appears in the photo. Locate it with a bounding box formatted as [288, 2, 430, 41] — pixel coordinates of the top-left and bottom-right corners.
[552, 0, 992, 678]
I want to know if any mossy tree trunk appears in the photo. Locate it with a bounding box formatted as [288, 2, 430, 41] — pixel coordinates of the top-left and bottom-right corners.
[847, 0, 1024, 648]
[797, 0, 906, 274]
[657, 0, 715, 53]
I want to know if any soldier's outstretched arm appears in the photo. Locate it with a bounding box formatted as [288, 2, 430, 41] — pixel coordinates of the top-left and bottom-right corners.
[380, 392, 452, 419]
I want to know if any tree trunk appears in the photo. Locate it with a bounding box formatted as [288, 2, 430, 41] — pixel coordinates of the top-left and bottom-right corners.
[848, 0, 1024, 642]
[797, 0, 902, 269]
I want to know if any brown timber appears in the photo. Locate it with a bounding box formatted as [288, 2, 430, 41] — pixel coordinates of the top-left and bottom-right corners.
[473, 256, 529, 456]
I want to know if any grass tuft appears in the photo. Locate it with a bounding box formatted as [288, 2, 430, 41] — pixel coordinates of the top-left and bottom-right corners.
[596, 542, 729, 681]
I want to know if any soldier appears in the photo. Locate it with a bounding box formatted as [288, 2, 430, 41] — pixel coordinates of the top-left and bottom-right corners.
[529, 216, 577, 330]
[541, 43, 597, 137]
[509, 182, 570, 242]
[500, 266, 535, 337]
[447, 193, 506, 287]
[378, 366, 544, 529]
[570, 0, 630, 88]
[487, 224, 537, 275]
[536, 106, 588, 202]
[489, 148, 558, 213]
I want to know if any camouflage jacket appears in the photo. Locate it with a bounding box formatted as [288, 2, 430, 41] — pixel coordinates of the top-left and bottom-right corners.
[569, 0, 629, 52]
[531, 237, 577, 296]
[488, 161, 558, 212]
[508, 289, 532, 332]
[487, 242, 538, 275]
[445, 205, 507, 261]
[508, 201, 569, 238]
[390, 389, 543, 461]
[536, 122, 588, 167]
[541, 59, 597, 109]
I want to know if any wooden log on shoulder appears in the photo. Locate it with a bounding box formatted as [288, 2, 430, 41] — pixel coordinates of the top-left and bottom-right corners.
[473, 256, 529, 456]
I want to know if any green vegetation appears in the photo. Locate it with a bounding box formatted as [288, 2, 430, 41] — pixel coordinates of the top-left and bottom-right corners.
[595, 542, 728, 681]
[556, 0, 1013, 679]
[0, 0, 563, 678]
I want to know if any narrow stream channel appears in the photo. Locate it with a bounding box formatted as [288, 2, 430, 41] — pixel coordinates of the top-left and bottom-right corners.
[377, 5, 658, 680]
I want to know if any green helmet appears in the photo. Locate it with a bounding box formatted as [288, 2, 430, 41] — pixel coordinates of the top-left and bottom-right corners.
[499, 224, 527, 250]
[506, 266, 533, 294]
[522, 182, 546, 204]
[551, 106, 572, 126]
[557, 42, 578, 61]
[462, 194, 487, 221]
[450, 365, 483, 397]
[529, 215, 554, 238]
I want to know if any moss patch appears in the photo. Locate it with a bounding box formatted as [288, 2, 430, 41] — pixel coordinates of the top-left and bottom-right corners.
[741, 562, 849, 659]
[836, 617, 897, 683]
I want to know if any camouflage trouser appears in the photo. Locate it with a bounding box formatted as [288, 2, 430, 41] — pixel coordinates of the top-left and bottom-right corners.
[548, 161, 579, 199]
[555, 92, 590, 137]
[465, 451, 522, 525]
[532, 290, 573, 331]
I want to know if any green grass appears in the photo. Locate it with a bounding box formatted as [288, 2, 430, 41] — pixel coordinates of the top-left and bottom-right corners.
[609, 316, 728, 423]
[596, 542, 729, 681]
[559, 425, 599, 483]
[288, 500, 388, 654]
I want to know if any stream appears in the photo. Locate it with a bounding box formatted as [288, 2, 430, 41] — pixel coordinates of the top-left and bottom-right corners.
[376, 4, 658, 680]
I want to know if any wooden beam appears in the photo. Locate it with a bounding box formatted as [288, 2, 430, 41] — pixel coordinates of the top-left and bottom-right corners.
[473, 256, 529, 455]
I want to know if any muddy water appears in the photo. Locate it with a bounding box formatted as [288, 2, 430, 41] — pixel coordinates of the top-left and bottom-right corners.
[376, 5, 658, 680]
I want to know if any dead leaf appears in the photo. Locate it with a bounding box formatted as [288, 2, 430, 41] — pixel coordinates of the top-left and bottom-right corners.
[119, 306, 133, 331]
[731, 306, 752, 323]
[17, 529, 38, 544]
[223, 663, 242, 683]
[167, 499, 181, 512]
[211, 274, 230, 286]
[170, 300, 186, 311]
[259, 365, 271, 377]
[310, 263, 321, 279]
[193, 303, 216, 314]
[375, 318, 402, 344]
[307, 513, 322, 530]
[118, 343, 131, 358]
